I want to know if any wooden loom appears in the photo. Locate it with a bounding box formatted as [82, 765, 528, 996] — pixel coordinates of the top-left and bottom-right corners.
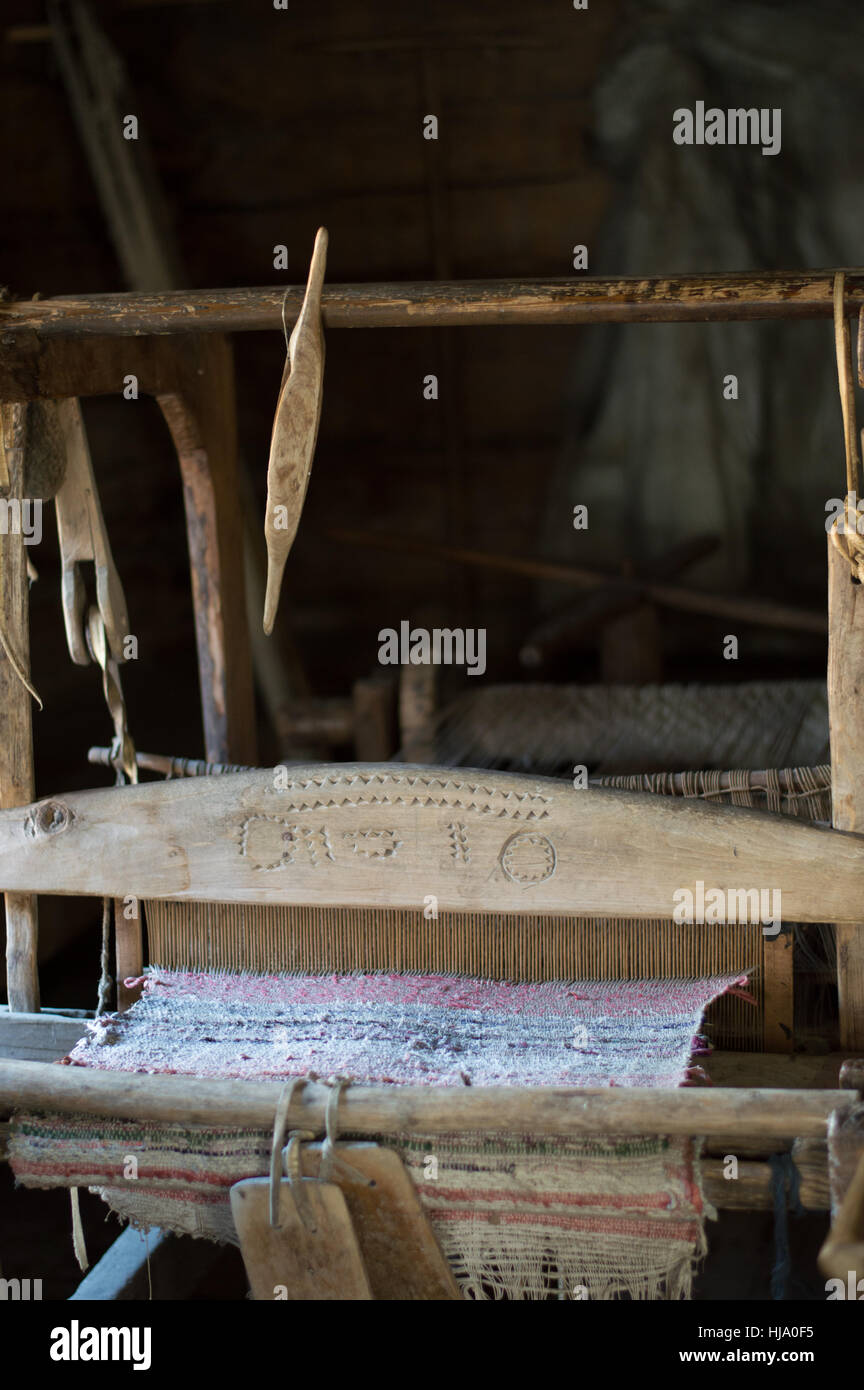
[1, 266, 864, 1299]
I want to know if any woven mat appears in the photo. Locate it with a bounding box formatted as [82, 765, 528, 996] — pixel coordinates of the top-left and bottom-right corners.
[11, 967, 743, 1300]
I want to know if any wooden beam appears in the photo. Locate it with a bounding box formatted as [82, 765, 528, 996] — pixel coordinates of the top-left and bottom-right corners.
[4, 273, 864, 339]
[0, 1007, 89, 1062]
[0, 1060, 854, 1138]
[706, 1050, 847, 1090]
[827, 539, 864, 1049]
[703, 1145, 830, 1211]
[0, 766, 861, 922]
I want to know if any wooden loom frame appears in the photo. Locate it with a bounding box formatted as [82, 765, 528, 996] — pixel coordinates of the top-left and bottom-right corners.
[1, 270, 863, 1289]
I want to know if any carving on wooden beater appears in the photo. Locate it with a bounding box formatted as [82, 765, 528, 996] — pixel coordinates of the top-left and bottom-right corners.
[239, 816, 333, 870]
[343, 828, 403, 859]
[499, 831, 557, 886]
[447, 821, 471, 863]
[263, 226, 328, 635]
[263, 769, 551, 820]
[283, 824, 335, 866]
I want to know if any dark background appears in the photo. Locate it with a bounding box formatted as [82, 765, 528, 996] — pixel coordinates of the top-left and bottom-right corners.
[0, 0, 858, 1298]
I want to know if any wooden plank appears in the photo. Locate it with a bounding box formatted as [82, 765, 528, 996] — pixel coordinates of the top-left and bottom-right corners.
[707, 1051, 847, 1090]
[0, 765, 861, 922]
[0, 403, 39, 1013]
[3, 273, 864, 339]
[0, 333, 190, 404]
[0, 1061, 854, 1139]
[0, 1007, 89, 1061]
[827, 538, 864, 1050]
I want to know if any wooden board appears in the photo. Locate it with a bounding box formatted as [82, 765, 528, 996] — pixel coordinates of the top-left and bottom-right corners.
[0, 763, 863, 923]
[231, 1177, 372, 1301]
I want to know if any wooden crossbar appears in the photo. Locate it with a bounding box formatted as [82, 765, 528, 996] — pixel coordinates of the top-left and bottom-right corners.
[0, 766, 862, 922]
[3, 271, 864, 339]
[0, 1060, 854, 1139]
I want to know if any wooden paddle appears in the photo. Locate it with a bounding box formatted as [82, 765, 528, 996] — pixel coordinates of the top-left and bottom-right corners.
[301, 1142, 459, 1300]
[263, 227, 327, 635]
[231, 1175, 372, 1301]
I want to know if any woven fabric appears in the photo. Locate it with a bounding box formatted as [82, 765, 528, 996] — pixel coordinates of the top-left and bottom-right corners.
[10, 1117, 710, 1300]
[11, 968, 742, 1299]
[61, 967, 744, 1088]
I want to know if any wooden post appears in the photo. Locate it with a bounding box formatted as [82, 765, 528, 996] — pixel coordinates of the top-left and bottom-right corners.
[114, 899, 143, 1013]
[157, 336, 257, 766]
[352, 675, 396, 761]
[0, 404, 39, 1012]
[761, 931, 794, 1053]
[399, 664, 437, 762]
[827, 538, 864, 1050]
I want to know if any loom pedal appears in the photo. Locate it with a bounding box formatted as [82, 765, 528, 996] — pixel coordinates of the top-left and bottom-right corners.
[230, 1177, 373, 1301]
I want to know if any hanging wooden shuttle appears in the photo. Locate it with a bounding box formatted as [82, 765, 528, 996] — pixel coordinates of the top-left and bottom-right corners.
[263, 226, 327, 635]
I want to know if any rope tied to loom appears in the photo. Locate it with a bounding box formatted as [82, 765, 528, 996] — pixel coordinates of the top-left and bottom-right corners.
[87, 606, 138, 1015]
[829, 272, 864, 580]
[267, 1075, 370, 1232]
[269, 1076, 316, 1230]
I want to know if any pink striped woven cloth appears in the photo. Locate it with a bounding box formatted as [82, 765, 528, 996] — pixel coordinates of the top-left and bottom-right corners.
[64, 967, 746, 1088]
[13, 968, 747, 1298]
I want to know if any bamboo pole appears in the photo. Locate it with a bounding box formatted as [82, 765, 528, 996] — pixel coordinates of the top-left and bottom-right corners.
[330, 529, 827, 635]
[0, 1061, 853, 1138]
[3, 272, 864, 339]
